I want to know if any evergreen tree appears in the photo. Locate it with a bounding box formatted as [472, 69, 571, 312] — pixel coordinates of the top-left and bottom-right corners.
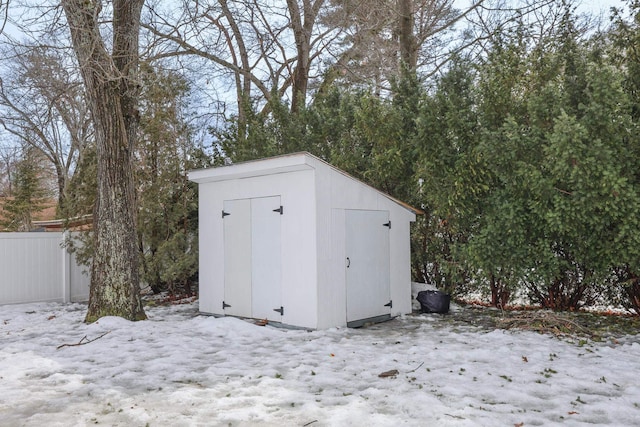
[59, 144, 97, 268]
[410, 7, 640, 312]
[0, 147, 48, 231]
[137, 64, 206, 295]
[465, 10, 640, 310]
[605, 1, 640, 313]
[414, 57, 483, 295]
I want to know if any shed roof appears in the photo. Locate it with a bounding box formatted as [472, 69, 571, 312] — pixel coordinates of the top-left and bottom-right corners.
[188, 152, 423, 215]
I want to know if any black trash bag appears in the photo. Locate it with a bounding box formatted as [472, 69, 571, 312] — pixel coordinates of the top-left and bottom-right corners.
[416, 290, 450, 314]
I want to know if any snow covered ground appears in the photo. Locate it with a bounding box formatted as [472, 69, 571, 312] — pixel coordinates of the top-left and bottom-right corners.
[2, 300, 640, 427]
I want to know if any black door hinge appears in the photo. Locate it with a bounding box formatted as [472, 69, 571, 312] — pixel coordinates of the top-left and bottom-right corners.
[273, 306, 284, 315]
[383, 221, 391, 229]
[223, 301, 231, 309]
[222, 210, 230, 218]
[384, 300, 393, 308]
[273, 206, 283, 215]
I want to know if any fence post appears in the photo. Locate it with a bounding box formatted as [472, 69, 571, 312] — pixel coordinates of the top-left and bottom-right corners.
[62, 231, 71, 303]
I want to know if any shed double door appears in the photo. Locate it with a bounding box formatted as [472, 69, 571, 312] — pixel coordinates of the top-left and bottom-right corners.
[345, 209, 391, 325]
[223, 196, 282, 320]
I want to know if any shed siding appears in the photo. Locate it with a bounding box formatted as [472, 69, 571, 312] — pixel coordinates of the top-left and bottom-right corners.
[197, 169, 319, 328]
[313, 157, 415, 328]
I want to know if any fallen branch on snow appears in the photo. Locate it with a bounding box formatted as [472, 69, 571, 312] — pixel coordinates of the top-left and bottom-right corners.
[57, 331, 111, 350]
[406, 362, 424, 373]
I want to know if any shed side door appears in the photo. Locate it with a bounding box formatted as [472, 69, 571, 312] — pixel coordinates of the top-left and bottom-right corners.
[223, 199, 252, 317]
[345, 209, 391, 323]
[251, 196, 283, 320]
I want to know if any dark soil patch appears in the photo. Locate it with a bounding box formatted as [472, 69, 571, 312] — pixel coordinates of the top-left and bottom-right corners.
[412, 302, 640, 341]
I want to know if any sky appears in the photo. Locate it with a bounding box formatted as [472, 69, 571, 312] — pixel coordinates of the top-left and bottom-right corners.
[578, 0, 625, 15]
[2, 296, 640, 426]
[455, 0, 627, 18]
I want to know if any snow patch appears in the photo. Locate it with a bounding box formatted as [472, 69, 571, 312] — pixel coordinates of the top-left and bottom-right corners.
[1, 300, 640, 426]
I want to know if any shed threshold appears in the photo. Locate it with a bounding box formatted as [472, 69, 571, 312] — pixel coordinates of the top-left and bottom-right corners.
[347, 314, 392, 328]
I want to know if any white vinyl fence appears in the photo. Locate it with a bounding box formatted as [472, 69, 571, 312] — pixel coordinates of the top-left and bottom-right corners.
[0, 232, 90, 305]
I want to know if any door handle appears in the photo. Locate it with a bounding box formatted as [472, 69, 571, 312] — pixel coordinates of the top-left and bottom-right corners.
[346, 257, 350, 268]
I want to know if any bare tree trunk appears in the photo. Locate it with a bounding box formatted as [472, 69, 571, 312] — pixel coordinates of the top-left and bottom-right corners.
[218, 0, 252, 142]
[397, 0, 417, 71]
[489, 274, 510, 309]
[62, 0, 146, 322]
[287, 0, 324, 114]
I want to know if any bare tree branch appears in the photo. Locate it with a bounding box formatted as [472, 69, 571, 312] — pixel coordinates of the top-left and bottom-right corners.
[56, 331, 111, 349]
[0, 0, 9, 36]
[0, 43, 92, 208]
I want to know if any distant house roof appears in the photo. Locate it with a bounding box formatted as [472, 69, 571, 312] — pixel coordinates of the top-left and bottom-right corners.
[31, 214, 93, 232]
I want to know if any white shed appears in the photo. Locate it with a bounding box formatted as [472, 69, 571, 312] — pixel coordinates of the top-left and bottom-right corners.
[188, 152, 419, 329]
